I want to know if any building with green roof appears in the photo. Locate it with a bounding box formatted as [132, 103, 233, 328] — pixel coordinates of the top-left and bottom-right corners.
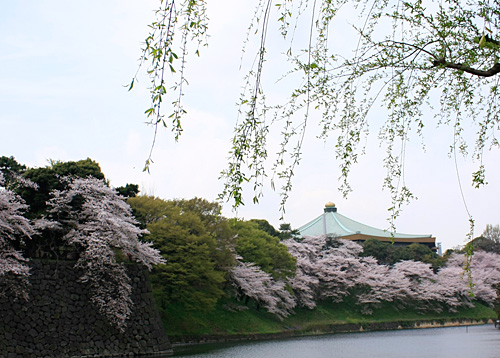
[297, 202, 436, 250]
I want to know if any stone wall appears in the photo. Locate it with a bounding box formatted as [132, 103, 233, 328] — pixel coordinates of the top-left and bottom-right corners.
[0, 261, 172, 358]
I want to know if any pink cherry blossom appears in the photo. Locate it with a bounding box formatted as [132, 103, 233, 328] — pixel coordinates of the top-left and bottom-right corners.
[44, 177, 164, 329]
[230, 258, 296, 319]
[0, 173, 34, 300]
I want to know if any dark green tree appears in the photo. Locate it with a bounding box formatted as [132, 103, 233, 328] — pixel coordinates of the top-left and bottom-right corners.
[231, 219, 296, 280]
[248, 219, 280, 237]
[147, 211, 225, 311]
[361, 239, 396, 266]
[169, 198, 236, 271]
[129, 196, 234, 311]
[474, 237, 500, 254]
[278, 223, 300, 241]
[116, 183, 139, 198]
[13, 158, 107, 259]
[0, 156, 26, 187]
[127, 195, 170, 227]
[362, 239, 444, 269]
[20, 158, 105, 218]
[393, 243, 444, 270]
[393, 243, 433, 262]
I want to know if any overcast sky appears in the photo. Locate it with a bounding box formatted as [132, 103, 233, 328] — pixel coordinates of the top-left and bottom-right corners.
[1, 1, 499, 251]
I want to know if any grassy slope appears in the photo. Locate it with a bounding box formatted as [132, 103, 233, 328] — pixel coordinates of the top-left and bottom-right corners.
[157, 297, 496, 338]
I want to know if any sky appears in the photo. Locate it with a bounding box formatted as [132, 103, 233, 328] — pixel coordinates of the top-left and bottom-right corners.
[1, 1, 499, 252]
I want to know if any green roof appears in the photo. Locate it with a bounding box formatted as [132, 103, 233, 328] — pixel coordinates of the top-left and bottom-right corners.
[298, 205, 432, 240]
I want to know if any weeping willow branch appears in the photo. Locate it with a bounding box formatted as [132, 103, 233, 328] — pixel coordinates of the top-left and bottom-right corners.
[137, 0, 500, 239]
[432, 59, 500, 78]
[131, 0, 208, 171]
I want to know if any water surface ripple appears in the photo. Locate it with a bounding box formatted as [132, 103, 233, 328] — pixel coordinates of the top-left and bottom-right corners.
[170, 324, 500, 358]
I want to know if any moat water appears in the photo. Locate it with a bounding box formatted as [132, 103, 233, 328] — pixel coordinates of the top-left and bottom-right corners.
[165, 324, 499, 358]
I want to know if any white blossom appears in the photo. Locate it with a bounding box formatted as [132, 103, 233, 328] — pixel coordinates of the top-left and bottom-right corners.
[45, 177, 164, 329]
[0, 173, 34, 300]
[440, 251, 500, 308]
[284, 236, 494, 313]
[230, 259, 296, 319]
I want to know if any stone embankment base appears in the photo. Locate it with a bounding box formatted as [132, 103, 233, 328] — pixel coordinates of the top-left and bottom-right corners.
[169, 318, 494, 347]
[0, 261, 172, 358]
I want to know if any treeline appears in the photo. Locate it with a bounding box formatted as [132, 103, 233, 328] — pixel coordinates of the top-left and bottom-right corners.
[0, 157, 298, 324]
[124, 185, 500, 320]
[2, 156, 499, 328]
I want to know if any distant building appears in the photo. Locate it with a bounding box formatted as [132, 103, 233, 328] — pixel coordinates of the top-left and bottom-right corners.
[437, 242, 443, 256]
[297, 202, 437, 250]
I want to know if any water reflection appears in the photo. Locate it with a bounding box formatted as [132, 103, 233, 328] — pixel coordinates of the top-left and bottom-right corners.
[167, 325, 499, 358]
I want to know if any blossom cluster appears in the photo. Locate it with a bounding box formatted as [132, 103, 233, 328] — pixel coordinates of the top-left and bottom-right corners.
[0, 173, 33, 300]
[285, 236, 500, 314]
[0, 175, 164, 330]
[229, 235, 500, 319]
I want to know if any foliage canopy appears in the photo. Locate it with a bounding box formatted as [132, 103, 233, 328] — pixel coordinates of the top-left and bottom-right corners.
[230, 219, 297, 280]
[135, 0, 500, 230]
[128, 196, 232, 311]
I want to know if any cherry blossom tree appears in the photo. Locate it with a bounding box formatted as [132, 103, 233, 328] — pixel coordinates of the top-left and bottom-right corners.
[0, 173, 35, 300]
[471, 251, 500, 305]
[434, 263, 473, 311]
[442, 251, 500, 308]
[354, 258, 395, 313]
[315, 242, 365, 303]
[285, 236, 491, 313]
[41, 177, 164, 329]
[286, 237, 416, 312]
[229, 258, 296, 320]
[392, 261, 436, 299]
[356, 258, 474, 314]
[285, 236, 367, 306]
[284, 236, 326, 308]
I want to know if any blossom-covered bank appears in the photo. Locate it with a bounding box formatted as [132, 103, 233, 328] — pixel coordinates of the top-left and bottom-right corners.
[230, 236, 500, 319]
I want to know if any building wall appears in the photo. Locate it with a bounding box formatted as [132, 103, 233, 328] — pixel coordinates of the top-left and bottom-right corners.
[344, 233, 437, 250]
[0, 261, 172, 358]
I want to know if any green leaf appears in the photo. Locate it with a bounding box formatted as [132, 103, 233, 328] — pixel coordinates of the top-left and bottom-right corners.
[479, 34, 486, 48]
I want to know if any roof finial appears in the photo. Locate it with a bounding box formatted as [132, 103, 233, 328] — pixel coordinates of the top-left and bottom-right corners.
[324, 202, 337, 212]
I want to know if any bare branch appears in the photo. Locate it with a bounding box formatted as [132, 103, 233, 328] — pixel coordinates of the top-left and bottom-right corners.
[433, 58, 500, 78]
